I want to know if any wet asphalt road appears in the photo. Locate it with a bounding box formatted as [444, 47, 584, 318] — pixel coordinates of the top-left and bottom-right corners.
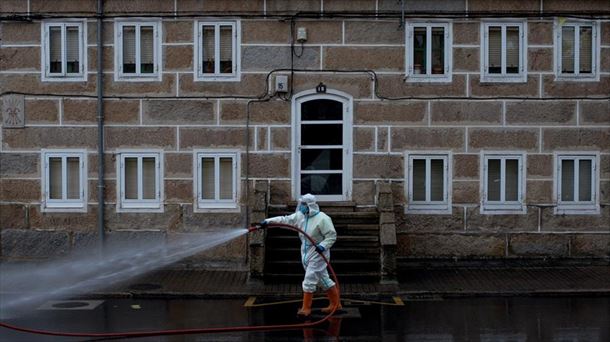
[1, 296, 609, 341]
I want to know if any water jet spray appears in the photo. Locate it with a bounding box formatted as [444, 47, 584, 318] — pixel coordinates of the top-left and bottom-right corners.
[0, 223, 340, 338]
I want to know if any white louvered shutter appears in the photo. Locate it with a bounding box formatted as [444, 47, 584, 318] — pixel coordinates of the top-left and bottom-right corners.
[122, 26, 136, 72]
[219, 25, 233, 73]
[124, 157, 138, 199]
[66, 26, 80, 73]
[67, 157, 80, 199]
[488, 27, 502, 73]
[140, 26, 154, 73]
[219, 157, 233, 200]
[202, 158, 215, 199]
[202, 26, 215, 73]
[487, 159, 501, 201]
[49, 27, 62, 73]
[430, 159, 444, 201]
[579, 26, 593, 73]
[561, 26, 575, 73]
[506, 26, 520, 73]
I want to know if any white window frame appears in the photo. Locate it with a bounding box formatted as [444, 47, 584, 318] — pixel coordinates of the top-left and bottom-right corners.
[480, 152, 526, 214]
[41, 21, 87, 82]
[480, 21, 527, 83]
[405, 21, 453, 83]
[554, 152, 600, 215]
[114, 19, 162, 82]
[116, 150, 164, 212]
[405, 152, 452, 214]
[194, 20, 241, 82]
[41, 149, 87, 212]
[193, 150, 240, 211]
[553, 20, 600, 81]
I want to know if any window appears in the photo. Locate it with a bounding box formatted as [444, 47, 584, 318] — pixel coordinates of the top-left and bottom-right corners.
[41, 150, 87, 212]
[555, 154, 599, 214]
[195, 21, 240, 81]
[42, 21, 86, 81]
[481, 153, 525, 213]
[555, 21, 599, 80]
[117, 152, 163, 211]
[481, 22, 526, 82]
[195, 151, 239, 210]
[405, 153, 451, 213]
[115, 20, 161, 80]
[406, 22, 452, 82]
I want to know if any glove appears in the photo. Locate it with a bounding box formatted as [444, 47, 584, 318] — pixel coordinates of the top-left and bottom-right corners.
[315, 244, 325, 253]
[259, 220, 268, 228]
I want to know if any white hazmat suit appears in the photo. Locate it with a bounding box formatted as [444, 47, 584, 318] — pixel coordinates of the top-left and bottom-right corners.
[266, 194, 337, 293]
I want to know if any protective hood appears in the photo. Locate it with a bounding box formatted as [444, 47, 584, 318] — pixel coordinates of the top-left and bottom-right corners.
[295, 193, 320, 217]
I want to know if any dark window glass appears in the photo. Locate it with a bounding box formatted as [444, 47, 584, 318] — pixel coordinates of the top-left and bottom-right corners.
[487, 159, 501, 201]
[412, 159, 426, 201]
[301, 149, 342, 171]
[301, 174, 342, 195]
[301, 124, 342, 145]
[301, 99, 342, 121]
[413, 27, 426, 74]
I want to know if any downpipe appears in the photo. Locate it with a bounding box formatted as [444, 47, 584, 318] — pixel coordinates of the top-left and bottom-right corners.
[0, 223, 339, 338]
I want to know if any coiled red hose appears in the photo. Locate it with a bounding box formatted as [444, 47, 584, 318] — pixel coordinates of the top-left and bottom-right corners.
[0, 223, 340, 338]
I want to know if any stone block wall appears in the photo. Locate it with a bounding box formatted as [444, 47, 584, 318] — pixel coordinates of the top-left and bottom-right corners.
[1, 0, 609, 265]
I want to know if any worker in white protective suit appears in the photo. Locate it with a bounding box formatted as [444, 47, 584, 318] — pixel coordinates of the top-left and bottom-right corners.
[261, 193, 341, 317]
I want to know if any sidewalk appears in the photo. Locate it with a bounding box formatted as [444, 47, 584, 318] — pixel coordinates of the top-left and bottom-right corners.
[90, 266, 610, 299]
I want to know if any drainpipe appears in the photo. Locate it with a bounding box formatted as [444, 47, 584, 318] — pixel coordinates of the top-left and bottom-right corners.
[96, 0, 106, 252]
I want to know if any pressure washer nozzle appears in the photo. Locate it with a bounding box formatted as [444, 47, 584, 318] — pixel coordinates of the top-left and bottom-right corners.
[248, 226, 259, 233]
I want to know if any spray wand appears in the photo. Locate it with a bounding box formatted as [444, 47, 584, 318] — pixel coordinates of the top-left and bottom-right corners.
[0, 223, 340, 339]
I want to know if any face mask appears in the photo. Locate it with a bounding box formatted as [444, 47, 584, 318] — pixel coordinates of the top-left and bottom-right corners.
[298, 204, 308, 215]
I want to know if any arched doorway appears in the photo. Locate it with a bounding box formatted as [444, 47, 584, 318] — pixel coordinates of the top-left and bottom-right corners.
[292, 89, 353, 202]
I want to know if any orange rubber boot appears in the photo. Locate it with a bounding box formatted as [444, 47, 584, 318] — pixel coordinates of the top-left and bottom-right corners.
[297, 292, 314, 317]
[320, 286, 342, 314]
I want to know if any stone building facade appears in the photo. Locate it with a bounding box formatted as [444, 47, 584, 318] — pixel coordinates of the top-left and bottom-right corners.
[1, 0, 609, 270]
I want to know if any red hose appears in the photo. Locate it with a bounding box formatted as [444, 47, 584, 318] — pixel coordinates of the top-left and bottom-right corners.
[0, 223, 340, 338]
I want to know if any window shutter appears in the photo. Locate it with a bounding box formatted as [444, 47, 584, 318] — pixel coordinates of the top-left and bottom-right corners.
[142, 157, 156, 200]
[203, 26, 215, 62]
[431, 27, 445, 75]
[578, 159, 592, 201]
[122, 26, 136, 65]
[66, 26, 80, 63]
[504, 159, 519, 201]
[487, 159, 501, 201]
[561, 159, 575, 201]
[49, 157, 63, 200]
[579, 26, 593, 73]
[505, 27, 520, 72]
[201, 158, 215, 200]
[124, 157, 138, 200]
[430, 159, 444, 201]
[412, 159, 426, 201]
[488, 27, 502, 71]
[67, 157, 80, 199]
[140, 26, 154, 65]
[219, 157, 234, 200]
[219, 26, 233, 62]
[49, 27, 62, 73]
[561, 26, 575, 73]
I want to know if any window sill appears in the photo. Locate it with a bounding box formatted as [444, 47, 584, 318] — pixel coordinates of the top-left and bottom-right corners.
[405, 204, 452, 215]
[405, 74, 453, 83]
[41, 75, 87, 82]
[194, 205, 241, 213]
[41, 204, 88, 213]
[194, 74, 241, 82]
[554, 205, 600, 215]
[117, 203, 164, 213]
[480, 205, 527, 215]
[554, 75, 600, 82]
[480, 75, 527, 83]
[114, 74, 162, 82]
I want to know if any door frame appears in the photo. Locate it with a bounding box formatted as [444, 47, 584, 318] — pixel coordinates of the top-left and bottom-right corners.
[291, 89, 353, 202]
